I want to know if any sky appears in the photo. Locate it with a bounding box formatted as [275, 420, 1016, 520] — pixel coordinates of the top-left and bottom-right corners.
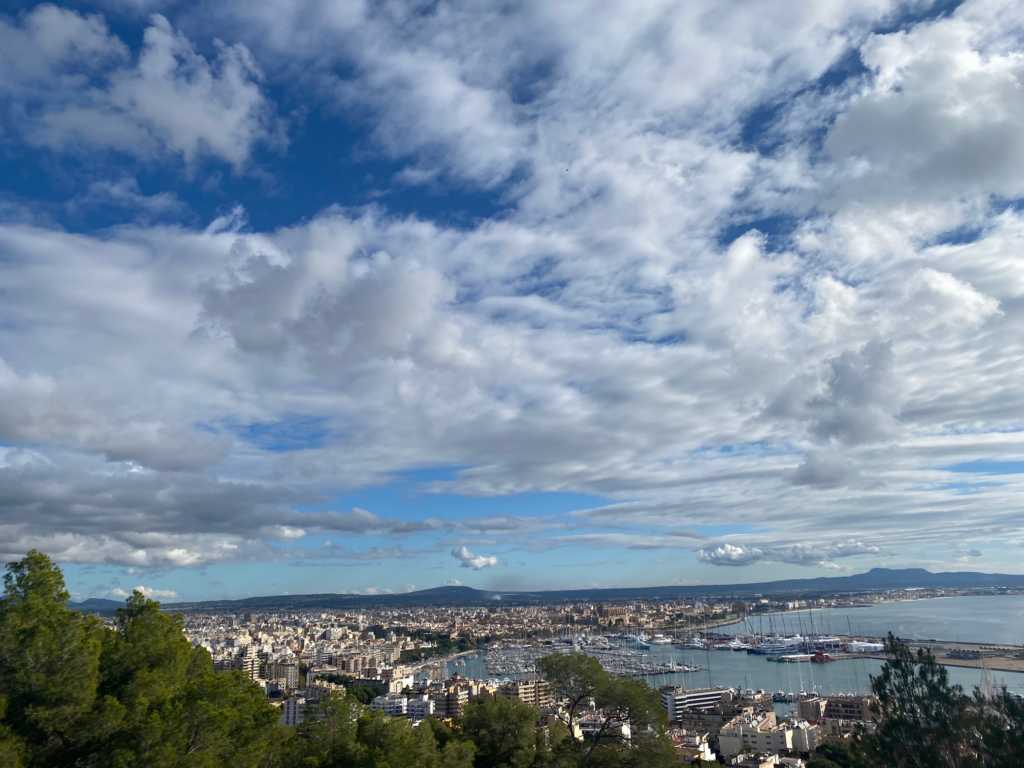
[3, 0, 1024, 601]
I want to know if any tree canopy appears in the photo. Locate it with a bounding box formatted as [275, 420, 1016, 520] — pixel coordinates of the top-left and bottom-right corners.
[807, 634, 1024, 768]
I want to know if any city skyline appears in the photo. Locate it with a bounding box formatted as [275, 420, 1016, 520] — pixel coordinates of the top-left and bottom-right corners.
[4, 0, 1024, 601]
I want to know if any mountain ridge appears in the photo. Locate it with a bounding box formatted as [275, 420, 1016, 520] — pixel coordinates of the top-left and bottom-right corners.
[69, 566, 1024, 613]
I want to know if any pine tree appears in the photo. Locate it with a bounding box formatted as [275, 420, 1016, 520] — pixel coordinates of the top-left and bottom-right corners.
[0, 549, 103, 766]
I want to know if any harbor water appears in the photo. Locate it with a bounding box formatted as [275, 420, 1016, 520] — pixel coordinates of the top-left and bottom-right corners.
[448, 644, 1024, 697]
[446, 595, 1024, 696]
[715, 594, 1024, 645]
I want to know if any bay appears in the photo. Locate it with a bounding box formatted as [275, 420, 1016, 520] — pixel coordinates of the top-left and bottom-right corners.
[446, 595, 1024, 696]
[449, 645, 1024, 697]
[715, 594, 1024, 645]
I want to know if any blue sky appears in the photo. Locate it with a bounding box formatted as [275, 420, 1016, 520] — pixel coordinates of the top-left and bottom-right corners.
[4, 0, 1024, 601]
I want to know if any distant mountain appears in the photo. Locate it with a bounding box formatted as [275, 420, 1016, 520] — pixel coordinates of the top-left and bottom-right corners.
[69, 597, 123, 614]
[152, 567, 1024, 612]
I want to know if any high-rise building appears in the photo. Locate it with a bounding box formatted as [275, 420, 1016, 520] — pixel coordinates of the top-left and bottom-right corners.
[240, 645, 261, 681]
[660, 686, 734, 721]
[270, 660, 300, 691]
[500, 678, 553, 710]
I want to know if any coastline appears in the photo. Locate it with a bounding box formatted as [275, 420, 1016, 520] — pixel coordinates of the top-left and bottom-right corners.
[853, 652, 1024, 675]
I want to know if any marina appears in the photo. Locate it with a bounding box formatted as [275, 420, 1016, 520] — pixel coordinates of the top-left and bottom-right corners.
[480, 635, 705, 679]
[447, 631, 1024, 700]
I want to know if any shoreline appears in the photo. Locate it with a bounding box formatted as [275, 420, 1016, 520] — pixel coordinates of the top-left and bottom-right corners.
[852, 653, 1024, 674]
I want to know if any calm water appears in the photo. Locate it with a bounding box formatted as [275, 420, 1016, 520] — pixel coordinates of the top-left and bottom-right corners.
[446, 595, 1024, 696]
[716, 594, 1024, 645]
[448, 646, 1024, 697]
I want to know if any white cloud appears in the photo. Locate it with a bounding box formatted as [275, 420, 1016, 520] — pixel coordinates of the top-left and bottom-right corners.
[262, 525, 305, 540]
[77, 177, 186, 217]
[699, 539, 880, 568]
[0, 7, 274, 170]
[6, 0, 1024, 578]
[698, 544, 763, 567]
[110, 584, 177, 599]
[826, 3, 1024, 208]
[452, 545, 498, 570]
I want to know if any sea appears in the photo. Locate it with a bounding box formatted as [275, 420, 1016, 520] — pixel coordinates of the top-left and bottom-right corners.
[714, 594, 1024, 645]
[446, 594, 1024, 698]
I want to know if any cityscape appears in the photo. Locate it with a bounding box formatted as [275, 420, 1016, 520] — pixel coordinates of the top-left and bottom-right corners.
[169, 576, 1023, 764]
[4, 0, 1024, 765]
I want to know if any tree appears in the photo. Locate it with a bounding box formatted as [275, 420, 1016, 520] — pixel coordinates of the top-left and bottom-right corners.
[972, 687, 1024, 768]
[462, 694, 538, 768]
[0, 552, 283, 768]
[78, 589, 282, 767]
[355, 709, 457, 768]
[865, 634, 974, 768]
[284, 694, 364, 767]
[173, 647, 283, 767]
[0, 549, 103, 766]
[808, 741, 866, 768]
[537, 654, 604, 740]
[0, 696, 26, 768]
[585, 675, 672, 767]
[538, 653, 675, 768]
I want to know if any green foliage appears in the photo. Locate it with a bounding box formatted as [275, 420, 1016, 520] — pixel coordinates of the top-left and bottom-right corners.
[865, 633, 974, 768]
[282, 695, 476, 768]
[808, 741, 865, 768]
[0, 696, 26, 768]
[0, 551, 284, 768]
[537, 654, 603, 736]
[853, 633, 1024, 768]
[320, 673, 387, 704]
[538, 653, 675, 768]
[0, 549, 103, 766]
[971, 688, 1024, 768]
[462, 694, 538, 768]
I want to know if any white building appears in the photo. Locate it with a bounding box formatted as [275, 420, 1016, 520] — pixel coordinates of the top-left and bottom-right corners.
[387, 673, 415, 694]
[670, 729, 716, 763]
[371, 693, 408, 717]
[791, 721, 822, 753]
[719, 712, 793, 758]
[406, 694, 435, 722]
[660, 686, 733, 720]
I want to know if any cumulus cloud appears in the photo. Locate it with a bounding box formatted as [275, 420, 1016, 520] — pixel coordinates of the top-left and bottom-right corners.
[699, 539, 880, 568]
[0, 355, 230, 471]
[697, 544, 764, 567]
[769, 340, 902, 447]
[451, 546, 498, 570]
[0, 7, 274, 169]
[110, 584, 178, 599]
[6, 0, 1024, 581]
[827, 4, 1024, 208]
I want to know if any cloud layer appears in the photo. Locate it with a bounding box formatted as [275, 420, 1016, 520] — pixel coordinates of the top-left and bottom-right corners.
[3, 1, 1024, 593]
